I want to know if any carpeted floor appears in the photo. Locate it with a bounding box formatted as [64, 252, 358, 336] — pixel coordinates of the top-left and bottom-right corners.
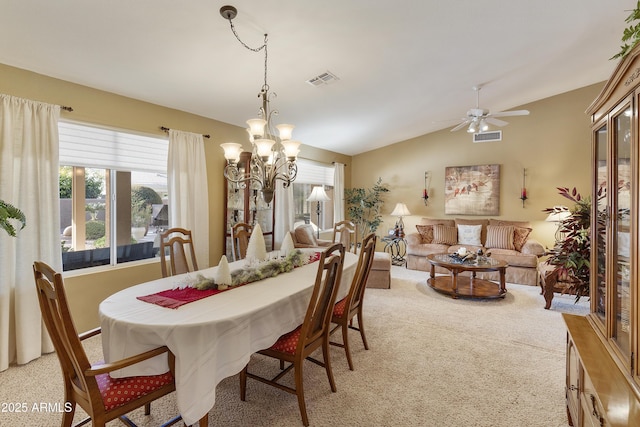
[0, 266, 588, 426]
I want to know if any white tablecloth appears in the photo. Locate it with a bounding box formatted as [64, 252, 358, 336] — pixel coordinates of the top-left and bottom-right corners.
[99, 251, 357, 426]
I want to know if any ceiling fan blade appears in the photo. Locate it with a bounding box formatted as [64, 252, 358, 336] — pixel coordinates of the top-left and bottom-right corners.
[485, 117, 508, 127]
[450, 121, 470, 132]
[490, 109, 530, 118]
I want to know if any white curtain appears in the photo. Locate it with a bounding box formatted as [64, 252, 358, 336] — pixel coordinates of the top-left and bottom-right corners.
[167, 130, 210, 268]
[0, 94, 59, 371]
[274, 183, 294, 249]
[333, 162, 345, 223]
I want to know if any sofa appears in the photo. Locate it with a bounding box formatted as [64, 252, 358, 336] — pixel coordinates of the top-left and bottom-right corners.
[405, 218, 545, 286]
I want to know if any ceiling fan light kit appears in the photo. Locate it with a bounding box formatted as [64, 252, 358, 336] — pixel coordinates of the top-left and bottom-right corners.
[450, 86, 529, 135]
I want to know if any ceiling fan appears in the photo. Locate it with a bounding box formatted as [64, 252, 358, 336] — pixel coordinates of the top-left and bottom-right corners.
[450, 86, 530, 133]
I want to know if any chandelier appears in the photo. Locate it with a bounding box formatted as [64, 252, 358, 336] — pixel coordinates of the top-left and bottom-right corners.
[219, 5, 300, 205]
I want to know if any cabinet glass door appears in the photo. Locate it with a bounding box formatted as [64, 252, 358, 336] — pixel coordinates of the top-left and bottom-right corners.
[613, 105, 632, 356]
[226, 182, 246, 259]
[594, 123, 607, 325]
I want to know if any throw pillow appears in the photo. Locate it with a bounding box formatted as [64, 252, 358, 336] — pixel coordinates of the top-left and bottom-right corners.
[489, 219, 531, 229]
[457, 224, 482, 246]
[455, 218, 489, 244]
[294, 225, 318, 246]
[416, 224, 434, 243]
[513, 226, 532, 252]
[419, 218, 456, 227]
[485, 225, 515, 250]
[432, 224, 458, 245]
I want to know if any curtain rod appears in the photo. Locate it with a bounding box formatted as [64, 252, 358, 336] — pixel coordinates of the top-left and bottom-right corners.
[160, 126, 210, 139]
[0, 94, 73, 111]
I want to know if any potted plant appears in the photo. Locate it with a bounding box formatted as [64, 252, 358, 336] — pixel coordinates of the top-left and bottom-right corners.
[543, 187, 603, 302]
[131, 203, 151, 240]
[0, 200, 26, 237]
[344, 177, 389, 240]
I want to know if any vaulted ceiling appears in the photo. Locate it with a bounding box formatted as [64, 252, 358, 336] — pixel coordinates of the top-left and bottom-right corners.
[0, 1, 633, 155]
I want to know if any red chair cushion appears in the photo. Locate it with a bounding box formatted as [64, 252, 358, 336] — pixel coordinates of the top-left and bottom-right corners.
[333, 297, 347, 318]
[96, 369, 173, 412]
[269, 326, 302, 355]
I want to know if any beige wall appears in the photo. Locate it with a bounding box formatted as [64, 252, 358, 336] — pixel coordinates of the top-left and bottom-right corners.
[0, 63, 350, 331]
[351, 83, 603, 250]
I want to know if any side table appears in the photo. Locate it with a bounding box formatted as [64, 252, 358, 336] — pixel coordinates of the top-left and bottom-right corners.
[382, 235, 406, 266]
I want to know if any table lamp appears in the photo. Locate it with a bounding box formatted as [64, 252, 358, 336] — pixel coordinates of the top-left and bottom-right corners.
[390, 202, 411, 237]
[545, 205, 571, 243]
[307, 187, 330, 238]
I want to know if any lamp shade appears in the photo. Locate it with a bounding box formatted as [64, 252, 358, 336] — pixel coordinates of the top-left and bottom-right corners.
[220, 143, 242, 162]
[390, 202, 411, 217]
[276, 124, 294, 141]
[545, 206, 570, 222]
[281, 140, 301, 159]
[254, 139, 275, 158]
[307, 186, 330, 202]
[246, 118, 266, 139]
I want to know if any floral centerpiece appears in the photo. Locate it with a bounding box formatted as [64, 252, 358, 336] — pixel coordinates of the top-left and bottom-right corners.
[448, 247, 491, 264]
[192, 249, 316, 291]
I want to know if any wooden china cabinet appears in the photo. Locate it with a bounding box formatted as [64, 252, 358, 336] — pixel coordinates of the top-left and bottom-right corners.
[562, 45, 640, 426]
[223, 151, 275, 259]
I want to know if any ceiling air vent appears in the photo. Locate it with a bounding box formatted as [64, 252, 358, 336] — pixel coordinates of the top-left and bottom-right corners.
[473, 130, 502, 143]
[306, 71, 340, 87]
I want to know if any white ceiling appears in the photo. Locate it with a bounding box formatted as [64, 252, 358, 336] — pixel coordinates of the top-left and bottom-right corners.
[0, 1, 634, 155]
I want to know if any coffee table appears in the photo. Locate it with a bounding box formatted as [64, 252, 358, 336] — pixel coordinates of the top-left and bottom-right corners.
[426, 253, 508, 299]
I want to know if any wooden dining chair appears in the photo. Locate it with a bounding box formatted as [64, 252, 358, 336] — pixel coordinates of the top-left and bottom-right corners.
[330, 233, 377, 370]
[332, 220, 358, 253]
[32, 261, 181, 427]
[159, 227, 198, 277]
[230, 222, 253, 261]
[240, 243, 346, 427]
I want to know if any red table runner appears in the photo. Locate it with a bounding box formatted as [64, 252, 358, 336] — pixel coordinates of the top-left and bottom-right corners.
[137, 286, 233, 309]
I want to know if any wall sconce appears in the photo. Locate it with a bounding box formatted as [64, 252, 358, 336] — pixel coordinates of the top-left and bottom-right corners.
[422, 171, 431, 206]
[519, 168, 528, 207]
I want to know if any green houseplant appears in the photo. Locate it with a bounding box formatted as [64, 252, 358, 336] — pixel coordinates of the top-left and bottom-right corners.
[0, 200, 26, 237]
[543, 187, 603, 302]
[344, 177, 389, 240]
[611, 1, 640, 60]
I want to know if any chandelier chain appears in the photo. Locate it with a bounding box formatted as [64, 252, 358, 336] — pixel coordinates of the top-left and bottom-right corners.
[227, 20, 270, 92]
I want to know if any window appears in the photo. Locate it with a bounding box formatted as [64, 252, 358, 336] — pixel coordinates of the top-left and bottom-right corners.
[58, 122, 169, 271]
[292, 159, 334, 231]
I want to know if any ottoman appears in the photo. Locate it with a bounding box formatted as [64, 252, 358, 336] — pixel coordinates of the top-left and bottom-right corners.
[366, 251, 391, 289]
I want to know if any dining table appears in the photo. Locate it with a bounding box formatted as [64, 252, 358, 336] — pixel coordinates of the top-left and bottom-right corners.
[99, 249, 358, 426]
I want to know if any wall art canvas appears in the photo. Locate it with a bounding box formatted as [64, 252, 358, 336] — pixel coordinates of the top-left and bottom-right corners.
[444, 164, 500, 215]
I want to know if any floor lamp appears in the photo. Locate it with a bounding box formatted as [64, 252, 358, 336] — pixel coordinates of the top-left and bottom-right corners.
[307, 187, 330, 238]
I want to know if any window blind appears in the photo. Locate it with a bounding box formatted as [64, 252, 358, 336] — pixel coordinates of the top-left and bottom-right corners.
[58, 121, 168, 173]
[295, 158, 334, 186]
